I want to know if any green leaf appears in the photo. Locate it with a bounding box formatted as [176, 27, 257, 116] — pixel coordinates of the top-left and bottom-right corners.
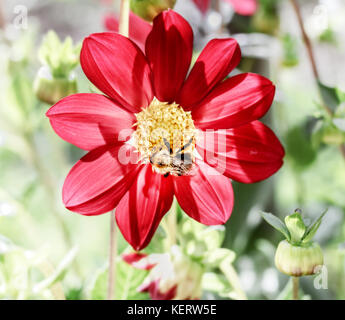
[89, 258, 149, 300]
[286, 124, 317, 169]
[333, 118, 345, 132]
[284, 213, 306, 244]
[116, 258, 149, 300]
[260, 211, 291, 241]
[281, 33, 299, 67]
[88, 266, 107, 300]
[204, 248, 236, 267]
[302, 209, 327, 243]
[202, 226, 225, 252]
[311, 119, 325, 148]
[0, 249, 30, 299]
[333, 103, 345, 132]
[317, 81, 340, 113]
[336, 88, 345, 103]
[318, 28, 336, 44]
[317, 120, 345, 145]
[179, 217, 225, 258]
[202, 272, 235, 299]
[202, 272, 228, 292]
[33, 246, 78, 293]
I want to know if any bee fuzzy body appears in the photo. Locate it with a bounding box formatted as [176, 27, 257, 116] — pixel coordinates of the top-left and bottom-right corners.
[149, 138, 194, 177]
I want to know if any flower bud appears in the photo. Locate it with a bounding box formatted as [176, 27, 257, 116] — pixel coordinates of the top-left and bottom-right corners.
[252, 6, 280, 35]
[261, 209, 326, 278]
[130, 0, 176, 21]
[322, 124, 345, 145]
[275, 240, 323, 277]
[35, 31, 80, 104]
[284, 211, 306, 244]
[281, 33, 299, 68]
[34, 66, 77, 105]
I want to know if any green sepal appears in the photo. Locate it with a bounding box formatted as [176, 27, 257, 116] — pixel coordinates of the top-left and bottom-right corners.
[34, 67, 77, 105]
[38, 30, 81, 78]
[130, 0, 176, 21]
[317, 80, 340, 113]
[260, 211, 291, 241]
[302, 209, 327, 244]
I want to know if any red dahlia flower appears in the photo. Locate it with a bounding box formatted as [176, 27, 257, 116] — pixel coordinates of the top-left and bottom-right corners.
[193, 0, 257, 16]
[103, 11, 152, 52]
[46, 10, 284, 251]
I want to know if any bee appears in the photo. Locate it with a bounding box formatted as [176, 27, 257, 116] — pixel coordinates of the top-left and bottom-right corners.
[149, 137, 194, 177]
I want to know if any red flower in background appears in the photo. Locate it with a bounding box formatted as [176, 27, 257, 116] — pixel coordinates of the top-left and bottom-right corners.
[193, 0, 257, 16]
[46, 10, 284, 251]
[103, 12, 151, 52]
[123, 249, 203, 300]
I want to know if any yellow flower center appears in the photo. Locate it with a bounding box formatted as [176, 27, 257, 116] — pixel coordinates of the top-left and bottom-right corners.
[133, 98, 196, 176]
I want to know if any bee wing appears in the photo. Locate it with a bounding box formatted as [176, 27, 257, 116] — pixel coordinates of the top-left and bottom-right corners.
[171, 157, 195, 176]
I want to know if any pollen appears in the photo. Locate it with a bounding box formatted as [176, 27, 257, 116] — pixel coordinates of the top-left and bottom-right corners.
[133, 98, 196, 172]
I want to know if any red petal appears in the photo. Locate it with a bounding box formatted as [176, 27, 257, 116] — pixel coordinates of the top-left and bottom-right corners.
[103, 12, 152, 52]
[196, 121, 285, 183]
[103, 14, 118, 32]
[46, 93, 135, 150]
[192, 0, 211, 14]
[173, 160, 234, 225]
[122, 252, 147, 264]
[145, 10, 193, 102]
[122, 253, 155, 270]
[192, 73, 275, 130]
[80, 32, 153, 113]
[225, 0, 258, 16]
[177, 38, 241, 110]
[63, 145, 140, 215]
[223, 159, 283, 183]
[116, 165, 174, 251]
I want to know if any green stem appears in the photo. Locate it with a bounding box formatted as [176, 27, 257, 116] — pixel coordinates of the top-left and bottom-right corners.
[220, 259, 248, 300]
[161, 199, 178, 250]
[107, 209, 117, 300]
[292, 276, 299, 300]
[290, 0, 345, 160]
[0, 0, 5, 29]
[24, 131, 80, 274]
[119, 0, 130, 37]
[169, 199, 178, 246]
